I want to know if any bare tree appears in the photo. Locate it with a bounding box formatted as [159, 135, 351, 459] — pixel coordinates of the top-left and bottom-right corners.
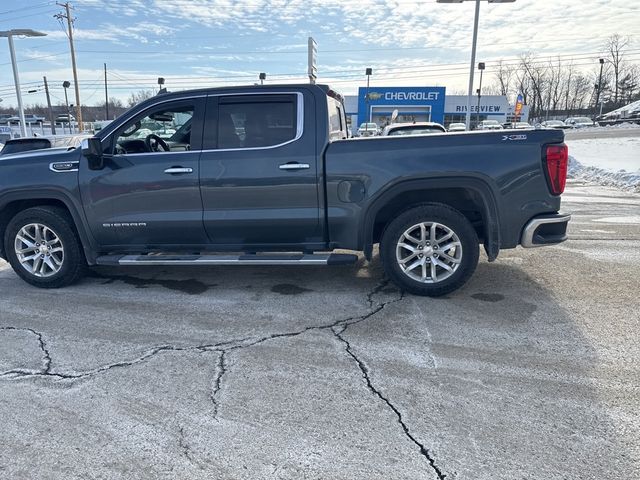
[494, 60, 515, 97]
[606, 34, 630, 106]
[127, 90, 154, 107]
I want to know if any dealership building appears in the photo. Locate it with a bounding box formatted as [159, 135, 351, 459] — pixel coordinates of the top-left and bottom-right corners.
[344, 86, 529, 133]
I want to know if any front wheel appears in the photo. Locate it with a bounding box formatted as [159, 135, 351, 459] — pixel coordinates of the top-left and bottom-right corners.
[4, 207, 87, 288]
[380, 204, 479, 297]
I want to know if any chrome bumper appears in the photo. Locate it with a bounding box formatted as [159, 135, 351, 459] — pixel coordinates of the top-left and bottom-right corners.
[521, 213, 571, 248]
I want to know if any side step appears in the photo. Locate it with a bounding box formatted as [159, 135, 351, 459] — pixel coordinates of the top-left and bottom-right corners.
[95, 253, 358, 266]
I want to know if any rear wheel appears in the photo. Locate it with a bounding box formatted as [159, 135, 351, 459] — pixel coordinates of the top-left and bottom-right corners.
[4, 207, 87, 288]
[380, 203, 479, 296]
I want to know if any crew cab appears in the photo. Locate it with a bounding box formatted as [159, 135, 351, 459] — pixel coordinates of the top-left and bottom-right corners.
[0, 84, 570, 296]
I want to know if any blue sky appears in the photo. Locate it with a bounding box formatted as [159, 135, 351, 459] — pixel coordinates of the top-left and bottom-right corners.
[0, 0, 638, 109]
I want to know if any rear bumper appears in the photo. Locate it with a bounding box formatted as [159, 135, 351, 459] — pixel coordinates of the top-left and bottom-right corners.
[521, 213, 571, 248]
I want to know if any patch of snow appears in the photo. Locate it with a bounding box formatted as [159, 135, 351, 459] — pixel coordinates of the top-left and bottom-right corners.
[568, 156, 640, 193]
[591, 122, 640, 130]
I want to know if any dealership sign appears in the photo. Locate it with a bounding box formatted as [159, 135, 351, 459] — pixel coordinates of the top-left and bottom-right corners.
[358, 86, 446, 125]
[444, 95, 509, 116]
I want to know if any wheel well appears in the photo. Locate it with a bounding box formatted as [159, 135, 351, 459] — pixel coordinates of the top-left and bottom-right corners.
[0, 199, 72, 258]
[371, 188, 487, 244]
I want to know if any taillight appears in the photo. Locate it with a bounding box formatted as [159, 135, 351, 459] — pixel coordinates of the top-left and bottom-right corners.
[545, 144, 568, 195]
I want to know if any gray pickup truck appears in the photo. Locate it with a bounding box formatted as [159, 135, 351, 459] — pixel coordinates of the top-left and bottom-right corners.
[0, 84, 570, 296]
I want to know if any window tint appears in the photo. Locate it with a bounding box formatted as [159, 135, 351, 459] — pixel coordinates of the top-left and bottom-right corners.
[115, 105, 194, 154]
[218, 95, 296, 149]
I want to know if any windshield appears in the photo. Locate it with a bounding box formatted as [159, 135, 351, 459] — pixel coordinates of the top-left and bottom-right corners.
[360, 123, 377, 129]
[575, 117, 592, 123]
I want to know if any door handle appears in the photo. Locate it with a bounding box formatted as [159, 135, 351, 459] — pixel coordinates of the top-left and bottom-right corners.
[279, 163, 310, 171]
[164, 167, 193, 174]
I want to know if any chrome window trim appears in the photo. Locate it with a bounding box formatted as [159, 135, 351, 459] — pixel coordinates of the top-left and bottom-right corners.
[105, 91, 304, 156]
[208, 91, 303, 152]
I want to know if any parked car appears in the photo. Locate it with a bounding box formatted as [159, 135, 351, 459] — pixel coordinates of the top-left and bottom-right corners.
[0, 135, 90, 156]
[23, 114, 45, 124]
[0, 114, 15, 124]
[513, 122, 534, 129]
[381, 122, 446, 136]
[0, 83, 570, 297]
[447, 122, 466, 132]
[476, 119, 503, 130]
[565, 117, 596, 128]
[541, 120, 571, 130]
[356, 122, 379, 137]
[55, 113, 76, 123]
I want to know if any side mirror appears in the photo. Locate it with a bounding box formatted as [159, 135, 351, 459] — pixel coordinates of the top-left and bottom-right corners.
[82, 137, 104, 170]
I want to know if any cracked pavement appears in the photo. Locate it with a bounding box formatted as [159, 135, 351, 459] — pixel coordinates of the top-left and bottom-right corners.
[1, 181, 639, 479]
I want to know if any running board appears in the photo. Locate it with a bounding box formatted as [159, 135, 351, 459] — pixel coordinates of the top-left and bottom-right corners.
[95, 253, 358, 266]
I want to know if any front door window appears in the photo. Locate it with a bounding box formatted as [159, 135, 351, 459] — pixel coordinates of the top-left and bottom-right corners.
[115, 105, 194, 154]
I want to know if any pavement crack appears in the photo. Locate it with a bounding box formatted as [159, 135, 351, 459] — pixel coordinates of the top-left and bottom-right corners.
[0, 326, 52, 374]
[0, 279, 405, 392]
[177, 425, 201, 467]
[210, 351, 227, 418]
[332, 324, 446, 480]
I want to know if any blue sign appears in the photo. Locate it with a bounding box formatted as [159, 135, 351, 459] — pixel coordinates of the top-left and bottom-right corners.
[357, 86, 446, 126]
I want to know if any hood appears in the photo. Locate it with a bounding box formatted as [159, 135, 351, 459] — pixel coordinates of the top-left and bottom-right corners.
[0, 147, 82, 169]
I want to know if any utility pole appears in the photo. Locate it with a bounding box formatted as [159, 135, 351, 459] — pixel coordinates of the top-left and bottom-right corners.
[55, 2, 83, 131]
[104, 63, 109, 120]
[43, 76, 56, 135]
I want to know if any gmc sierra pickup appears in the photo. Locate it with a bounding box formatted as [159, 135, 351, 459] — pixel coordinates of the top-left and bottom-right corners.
[0, 84, 570, 296]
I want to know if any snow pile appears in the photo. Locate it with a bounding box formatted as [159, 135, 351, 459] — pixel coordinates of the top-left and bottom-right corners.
[593, 122, 640, 130]
[568, 156, 640, 192]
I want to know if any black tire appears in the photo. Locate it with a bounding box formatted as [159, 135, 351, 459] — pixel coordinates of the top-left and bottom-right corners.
[4, 206, 87, 288]
[380, 203, 479, 297]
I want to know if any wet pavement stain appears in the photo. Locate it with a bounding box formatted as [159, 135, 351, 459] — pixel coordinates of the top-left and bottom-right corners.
[471, 293, 505, 303]
[270, 284, 312, 295]
[90, 271, 210, 295]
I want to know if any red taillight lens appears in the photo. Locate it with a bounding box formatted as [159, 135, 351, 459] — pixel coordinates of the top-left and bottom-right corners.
[545, 144, 568, 195]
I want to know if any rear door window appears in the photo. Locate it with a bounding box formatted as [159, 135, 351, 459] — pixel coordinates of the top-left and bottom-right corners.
[217, 94, 297, 149]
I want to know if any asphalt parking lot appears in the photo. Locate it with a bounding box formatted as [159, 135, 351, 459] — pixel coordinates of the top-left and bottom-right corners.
[1, 180, 639, 480]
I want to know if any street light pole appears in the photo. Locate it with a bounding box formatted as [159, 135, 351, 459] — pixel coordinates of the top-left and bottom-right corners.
[0, 29, 47, 137]
[476, 62, 485, 128]
[63, 81, 71, 134]
[6, 34, 26, 137]
[467, 0, 481, 131]
[365, 67, 372, 123]
[594, 58, 605, 121]
[436, 0, 515, 130]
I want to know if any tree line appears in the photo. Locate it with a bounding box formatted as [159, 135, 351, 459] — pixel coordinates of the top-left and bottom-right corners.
[486, 35, 638, 121]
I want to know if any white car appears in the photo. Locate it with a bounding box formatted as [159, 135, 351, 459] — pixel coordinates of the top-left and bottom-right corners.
[541, 120, 571, 130]
[447, 123, 466, 132]
[381, 122, 446, 136]
[476, 120, 503, 130]
[513, 122, 534, 129]
[357, 122, 379, 137]
[565, 117, 595, 128]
